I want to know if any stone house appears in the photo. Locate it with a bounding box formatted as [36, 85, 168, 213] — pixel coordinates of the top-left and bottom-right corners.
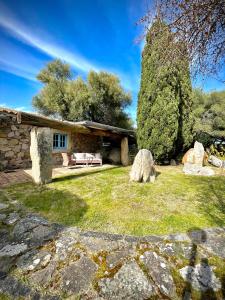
[0, 107, 135, 170]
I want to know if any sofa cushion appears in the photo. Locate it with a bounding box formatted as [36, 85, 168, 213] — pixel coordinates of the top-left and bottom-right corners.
[94, 153, 101, 159]
[74, 153, 86, 159]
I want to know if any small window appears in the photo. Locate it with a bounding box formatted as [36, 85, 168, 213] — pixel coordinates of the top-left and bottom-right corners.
[53, 133, 67, 150]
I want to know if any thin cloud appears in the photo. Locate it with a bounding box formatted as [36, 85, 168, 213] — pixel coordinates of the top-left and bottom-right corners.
[0, 3, 100, 74]
[0, 3, 138, 92]
[0, 36, 44, 82]
[0, 60, 37, 82]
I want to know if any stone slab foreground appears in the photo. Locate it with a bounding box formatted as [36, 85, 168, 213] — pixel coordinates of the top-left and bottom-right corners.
[0, 194, 225, 299]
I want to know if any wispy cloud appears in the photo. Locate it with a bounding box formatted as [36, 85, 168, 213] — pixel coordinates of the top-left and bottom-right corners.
[0, 3, 100, 74]
[0, 35, 44, 82]
[0, 3, 139, 92]
[0, 59, 37, 82]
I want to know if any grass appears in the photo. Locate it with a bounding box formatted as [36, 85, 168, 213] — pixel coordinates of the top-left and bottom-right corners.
[2, 165, 225, 236]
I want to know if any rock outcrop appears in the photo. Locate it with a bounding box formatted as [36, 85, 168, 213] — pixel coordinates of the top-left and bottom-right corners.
[182, 141, 205, 166]
[183, 163, 215, 176]
[182, 141, 214, 176]
[130, 149, 155, 183]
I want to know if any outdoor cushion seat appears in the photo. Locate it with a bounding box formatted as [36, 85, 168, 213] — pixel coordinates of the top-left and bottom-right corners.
[71, 152, 102, 166]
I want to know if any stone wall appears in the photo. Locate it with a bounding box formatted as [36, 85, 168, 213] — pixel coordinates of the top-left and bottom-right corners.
[52, 153, 63, 166]
[0, 113, 32, 170]
[72, 133, 102, 153]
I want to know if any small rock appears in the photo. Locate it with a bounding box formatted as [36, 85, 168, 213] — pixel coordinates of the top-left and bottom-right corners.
[208, 155, 224, 168]
[17, 250, 52, 272]
[98, 260, 156, 299]
[29, 262, 56, 287]
[3, 212, 20, 225]
[0, 203, 9, 211]
[0, 256, 15, 273]
[0, 214, 7, 221]
[158, 242, 193, 260]
[61, 256, 98, 295]
[7, 132, 15, 138]
[11, 125, 17, 131]
[80, 236, 118, 254]
[33, 258, 41, 265]
[140, 251, 177, 299]
[170, 159, 177, 166]
[13, 214, 61, 247]
[55, 234, 78, 261]
[13, 215, 49, 237]
[201, 233, 225, 259]
[0, 275, 31, 298]
[106, 248, 135, 268]
[0, 243, 27, 257]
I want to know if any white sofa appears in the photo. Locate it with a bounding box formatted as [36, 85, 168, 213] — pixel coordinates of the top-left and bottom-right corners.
[71, 153, 102, 166]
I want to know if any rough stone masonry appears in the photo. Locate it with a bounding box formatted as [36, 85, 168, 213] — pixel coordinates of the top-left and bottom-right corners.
[0, 191, 225, 299]
[0, 112, 31, 170]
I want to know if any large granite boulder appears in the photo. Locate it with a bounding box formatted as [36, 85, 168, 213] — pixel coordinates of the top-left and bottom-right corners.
[182, 141, 214, 176]
[30, 127, 53, 184]
[182, 141, 205, 166]
[193, 141, 205, 166]
[182, 148, 195, 164]
[130, 149, 155, 183]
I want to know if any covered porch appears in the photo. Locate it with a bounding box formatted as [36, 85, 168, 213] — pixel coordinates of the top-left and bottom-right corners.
[0, 108, 136, 174]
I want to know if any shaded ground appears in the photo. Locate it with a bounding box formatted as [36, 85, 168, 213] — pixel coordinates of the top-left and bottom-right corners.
[0, 193, 225, 299]
[2, 165, 225, 236]
[0, 170, 31, 187]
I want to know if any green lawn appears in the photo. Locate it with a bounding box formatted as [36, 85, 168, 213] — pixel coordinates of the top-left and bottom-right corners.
[2, 166, 225, 236]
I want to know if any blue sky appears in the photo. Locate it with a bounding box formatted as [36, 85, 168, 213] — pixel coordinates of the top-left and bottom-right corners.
[0, 0, 224, 122]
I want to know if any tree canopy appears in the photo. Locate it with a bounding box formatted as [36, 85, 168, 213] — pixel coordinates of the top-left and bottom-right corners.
[141, 0, 225, 78]
[137, 20, 193, 162]
[33, 59, 132, 129]
[193, 89, 225, 139]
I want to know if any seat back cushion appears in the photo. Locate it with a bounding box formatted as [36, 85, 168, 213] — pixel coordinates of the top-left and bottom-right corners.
[95, 153, 102, 159]
[74, 153, 86, 159]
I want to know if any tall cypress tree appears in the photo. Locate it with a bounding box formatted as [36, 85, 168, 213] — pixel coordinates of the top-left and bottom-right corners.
[137, 20, 193, 162]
